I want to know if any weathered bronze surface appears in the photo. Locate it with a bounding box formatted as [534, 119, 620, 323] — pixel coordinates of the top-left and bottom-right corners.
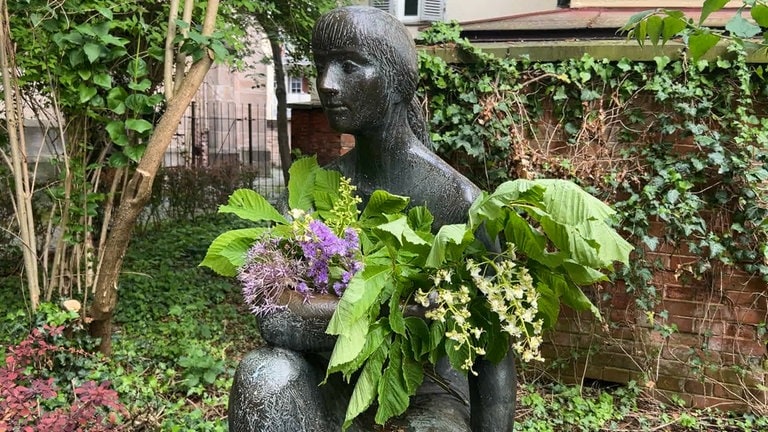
[228, 6, 516, 431]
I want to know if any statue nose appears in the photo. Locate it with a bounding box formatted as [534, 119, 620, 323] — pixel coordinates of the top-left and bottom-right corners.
[317, 68, 340, 96]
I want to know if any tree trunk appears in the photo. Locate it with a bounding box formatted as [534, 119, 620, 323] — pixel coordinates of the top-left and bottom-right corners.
[269, 35, 292, 184]
[89, 0, 220, 355]
[0, 0, 40, 309]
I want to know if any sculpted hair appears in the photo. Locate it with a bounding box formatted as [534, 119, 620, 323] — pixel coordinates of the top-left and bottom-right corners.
[312, 6, 430, 144]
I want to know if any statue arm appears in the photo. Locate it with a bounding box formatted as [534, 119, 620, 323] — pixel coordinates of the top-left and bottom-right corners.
[257, 292, 339, 352]
[468, 354, 517, 432]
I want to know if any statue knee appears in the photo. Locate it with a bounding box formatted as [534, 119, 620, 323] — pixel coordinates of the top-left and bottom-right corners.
[229, 347, 332, 432]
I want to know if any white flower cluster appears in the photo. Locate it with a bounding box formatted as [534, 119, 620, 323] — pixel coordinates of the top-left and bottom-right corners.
[415, 268, 485, 374]
[414, 245, 545, 372]
[468, 254, 544, 363]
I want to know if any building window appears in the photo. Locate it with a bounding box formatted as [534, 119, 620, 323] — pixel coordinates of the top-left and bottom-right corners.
[289, 76, 303, 94]
[371, 0, 444, 22]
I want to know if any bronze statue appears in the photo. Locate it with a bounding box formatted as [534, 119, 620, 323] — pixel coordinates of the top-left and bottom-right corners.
[229, 6, 515, 431]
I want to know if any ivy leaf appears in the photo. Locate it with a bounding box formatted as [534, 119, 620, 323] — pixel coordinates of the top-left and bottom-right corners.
[122, 144, 145, 162]
[700, 0, 730, 25]
[125, 118, 153, 133]
[725, 13, 762, 38]
[93, 73, 112, 89]
[218, 189, 287, 225]
[78, 84, 97, 103]
[83, 42, 102, 63]
[751, 4, 768, 27]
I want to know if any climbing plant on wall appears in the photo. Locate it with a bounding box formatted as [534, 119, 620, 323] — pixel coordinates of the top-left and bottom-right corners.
[416, 23, 768, 313]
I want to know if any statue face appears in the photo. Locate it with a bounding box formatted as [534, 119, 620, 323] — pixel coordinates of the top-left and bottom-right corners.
[314, 48, 389, 134]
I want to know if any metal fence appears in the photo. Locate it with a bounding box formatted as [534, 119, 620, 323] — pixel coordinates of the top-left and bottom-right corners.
[165, 101, 283, 193]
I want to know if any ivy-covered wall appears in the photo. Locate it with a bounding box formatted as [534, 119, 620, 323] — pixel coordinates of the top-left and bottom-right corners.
[417, 24, 768, 412]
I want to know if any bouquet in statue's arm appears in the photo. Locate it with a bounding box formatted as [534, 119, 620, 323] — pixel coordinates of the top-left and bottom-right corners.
[325, 179, 634, 429]
[201, 157, 634, 430]
[200, 157, 365, 351]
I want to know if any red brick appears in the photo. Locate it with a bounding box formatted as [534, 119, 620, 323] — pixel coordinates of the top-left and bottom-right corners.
[683, 379, 712, 395]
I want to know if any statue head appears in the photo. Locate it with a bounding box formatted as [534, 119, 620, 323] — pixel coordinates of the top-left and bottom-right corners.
[312, 6, 419, 134]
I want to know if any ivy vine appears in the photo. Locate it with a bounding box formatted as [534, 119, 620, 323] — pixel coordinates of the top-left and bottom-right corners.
[416, 23, 768, 311]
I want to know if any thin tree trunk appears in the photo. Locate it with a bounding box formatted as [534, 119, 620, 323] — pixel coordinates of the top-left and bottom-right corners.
[0, 0, 40, 309]
[268, 35, 292, 184]
[89, 0, 220, 355]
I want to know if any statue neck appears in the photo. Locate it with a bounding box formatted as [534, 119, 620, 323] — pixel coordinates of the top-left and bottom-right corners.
[352, 103, 413, 164]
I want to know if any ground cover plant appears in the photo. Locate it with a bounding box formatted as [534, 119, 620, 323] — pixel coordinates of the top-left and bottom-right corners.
[1, 212, 767, 430]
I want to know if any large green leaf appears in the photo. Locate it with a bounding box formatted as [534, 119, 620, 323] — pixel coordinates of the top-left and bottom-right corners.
[688, 31, 721, 60]
[375, 339, 410, 424]
[534, 179, 615, 225]
[218, 189, 287, 225]
[361, 190, 410, 224]
[327, 265, 392, 336]
[375, 216, 429, 249]
[342, 344, 387, 431]
[425, 223, 471, 268]
[700, 0, 730, 25]
[400, 337, 424, 394]
[287, 156, 320, 210]
[199, 228, 264, 276]
[328, 317, 370, 372]
[313, 168, 341, 212]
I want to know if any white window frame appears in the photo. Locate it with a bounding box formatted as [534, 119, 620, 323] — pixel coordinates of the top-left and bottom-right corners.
[370, 0, 444, 23]
[288, 76, 303, 95]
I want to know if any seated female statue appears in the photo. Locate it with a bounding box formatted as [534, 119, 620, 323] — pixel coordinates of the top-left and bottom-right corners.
[228, 6, 515, 432]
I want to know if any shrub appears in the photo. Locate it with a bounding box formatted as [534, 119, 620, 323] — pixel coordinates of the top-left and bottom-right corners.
[0, 324, 128, 431]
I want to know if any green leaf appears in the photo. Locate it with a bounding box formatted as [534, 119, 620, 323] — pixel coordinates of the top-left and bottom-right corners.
[312, 168, 341, 212]
[125, 118, 153, 133]
[218, 189, 287, 224]
[342, 344, 387, 430]
[700, 0, 730, 25]
[561, 260, 608, 285]
[375, 339, 410, 424]
[400, 338, 424, 394]
[287, 156, 319, 210]
[634, 20, 647, 47]
[375, 216, 429, 248]
[751, 4, 768, 27]
[327, 266, 392, 336]
[96, 6, 113, 19]
[328, 317, 370, 370]
[404, 317, 430, 357]
[199, 228, 264, 276]
[78, 84, 97, 103]
[621, 10, 654, 31]
[128, 78, 152, 92]
[407, 206, 434, 233]
[688, 31, 721, 60]
[389, 287, 406, 336]
[662, 16, 687, 44]
[83, 42, 102, 63]
[535, 283, 560, 329]
[93, 73, 112, 89]
[726, 13, 762, 38]
[426, 223, 471, 268]
[105, 120, 126, 144]
[646, 15, 663, 46]
[123, 144, 145, 162]
[361, 190, 410, 224]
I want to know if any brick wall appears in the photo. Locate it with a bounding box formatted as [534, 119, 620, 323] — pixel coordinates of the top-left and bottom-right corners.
[541, 229, 768, 411]
[290, 107, 354, 165]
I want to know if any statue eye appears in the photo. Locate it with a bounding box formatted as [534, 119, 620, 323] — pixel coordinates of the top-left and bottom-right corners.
[342, 60, 359, 73]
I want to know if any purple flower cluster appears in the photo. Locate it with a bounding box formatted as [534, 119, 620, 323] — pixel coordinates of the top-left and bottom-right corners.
[297, 220, 363, 297]
[237, 220, 363, 316]
[238, 238, 303, 316]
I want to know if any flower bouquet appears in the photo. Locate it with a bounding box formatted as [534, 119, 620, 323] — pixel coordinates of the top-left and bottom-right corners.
[202, 156, 633, 429]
